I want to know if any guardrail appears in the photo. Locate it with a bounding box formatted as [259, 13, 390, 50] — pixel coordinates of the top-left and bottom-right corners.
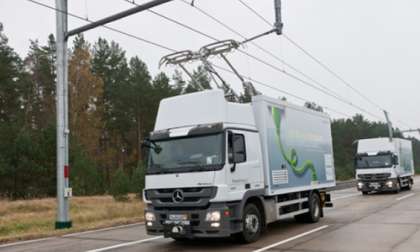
[328, 180, 356, 191]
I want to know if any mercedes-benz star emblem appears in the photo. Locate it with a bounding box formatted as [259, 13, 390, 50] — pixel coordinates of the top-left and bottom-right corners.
[172, 189, 184, 203]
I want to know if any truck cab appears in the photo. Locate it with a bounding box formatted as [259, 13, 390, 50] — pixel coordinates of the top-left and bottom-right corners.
[143, 90, 264, 241]
[355, 138, 414, 194]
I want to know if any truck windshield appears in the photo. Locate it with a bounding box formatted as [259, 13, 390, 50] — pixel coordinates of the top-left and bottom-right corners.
[356, 155, 393, 169]
[147, 133, 224, 174]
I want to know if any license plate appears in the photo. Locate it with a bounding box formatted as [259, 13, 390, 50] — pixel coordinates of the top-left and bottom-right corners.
[169, 214, 188, 221]
[370, 182, 380, 188]
[164, 220, 190, 226]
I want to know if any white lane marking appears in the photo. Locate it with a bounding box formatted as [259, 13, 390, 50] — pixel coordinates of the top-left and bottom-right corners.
[85, 236, 163, 252]
[396, 193, 415, 201]
[0, 237, 55, 248]
[0, 222, 145, 248]
[252, 225, 329, 252]
[63, 222, 144, 237]
[333, 192, 361, 201]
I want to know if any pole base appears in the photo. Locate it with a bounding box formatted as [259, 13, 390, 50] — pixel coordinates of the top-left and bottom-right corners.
[55, 221, 72, 229]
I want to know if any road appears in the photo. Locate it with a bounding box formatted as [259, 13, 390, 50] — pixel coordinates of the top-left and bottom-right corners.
[2, 180, 420, 252]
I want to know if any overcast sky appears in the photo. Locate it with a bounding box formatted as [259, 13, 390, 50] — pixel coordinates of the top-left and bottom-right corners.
[0, 0, 419, 138]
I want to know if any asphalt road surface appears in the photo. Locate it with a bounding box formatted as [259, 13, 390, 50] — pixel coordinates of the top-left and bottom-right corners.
[2, 179, 420, 252]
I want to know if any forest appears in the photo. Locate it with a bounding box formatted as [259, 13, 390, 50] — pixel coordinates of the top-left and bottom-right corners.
[0, 23, 418, 199]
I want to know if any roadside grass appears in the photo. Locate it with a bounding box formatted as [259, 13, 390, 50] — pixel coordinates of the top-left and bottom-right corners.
[0, 194, 144, 244]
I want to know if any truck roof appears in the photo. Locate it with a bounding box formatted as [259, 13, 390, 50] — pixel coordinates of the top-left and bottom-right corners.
[154, 90, 331, 131]
[154, 90, 255, 131]
[357, 137, 411, 153]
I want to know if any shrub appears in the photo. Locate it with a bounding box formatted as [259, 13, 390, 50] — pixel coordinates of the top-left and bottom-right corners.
[131, 163, 146, 198]
[110, 169, 130, 201]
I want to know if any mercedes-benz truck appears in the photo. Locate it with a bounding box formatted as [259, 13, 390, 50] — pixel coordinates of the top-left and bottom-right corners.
[143, 90, 335, 243]
[355, 138, 414, 194]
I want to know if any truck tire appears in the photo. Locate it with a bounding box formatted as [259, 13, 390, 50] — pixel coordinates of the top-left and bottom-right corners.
[305, 193, 321, 223]
[394, 179, 401, 194]
[236, 203, 262, 243]
[295, 193, 321, 223]
[362, 191, 369, 195]
[406, 179, 413, 191]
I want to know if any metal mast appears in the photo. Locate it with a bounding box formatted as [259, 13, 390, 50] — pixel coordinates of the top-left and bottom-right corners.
[54, 0, 175, 229]
[55, 0, 71, 229]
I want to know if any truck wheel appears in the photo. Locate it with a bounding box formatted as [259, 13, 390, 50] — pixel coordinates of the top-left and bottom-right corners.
[236, 203, 262, 243]
[394, 180, 401, 194]
[295, 193, 321, 223]
[362, 191, 368, 195]
[305, 193, 321, 223]
[406, 180, 412, 190]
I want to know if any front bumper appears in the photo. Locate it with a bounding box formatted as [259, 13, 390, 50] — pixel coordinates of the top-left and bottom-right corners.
[357, 178, 399, 192]
[145, 202, 242, 239]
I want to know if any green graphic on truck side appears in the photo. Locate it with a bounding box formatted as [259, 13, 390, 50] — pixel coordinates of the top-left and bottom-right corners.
[271, 106, 318, 181]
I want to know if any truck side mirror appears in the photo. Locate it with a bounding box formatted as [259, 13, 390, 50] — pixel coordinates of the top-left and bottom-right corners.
[141, 139, 162, 154]
[393, 155, 399, 165]
[141, 139, 151, 149]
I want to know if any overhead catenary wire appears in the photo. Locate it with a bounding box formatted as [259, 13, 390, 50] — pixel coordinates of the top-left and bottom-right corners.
[123, 0, 383, 120]
[26, 0, 358, 119]
[237, 0, 415, 128]
[193, 1, 349, 102]
[175, 0, 383, 120]
[26, 0, 176, 52]
[124, 0, 357, 107]
[24, 1, 306, 101]
[177, 0, 349, 103]
[282, 34, 385, 111]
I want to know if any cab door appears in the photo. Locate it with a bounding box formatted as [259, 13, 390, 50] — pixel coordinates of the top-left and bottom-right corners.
[226, 130, 264, 201]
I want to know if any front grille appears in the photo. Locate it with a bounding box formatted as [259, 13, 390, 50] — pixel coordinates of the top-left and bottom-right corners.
[358, 173, 391, 181]
[145, 187, 217, 208]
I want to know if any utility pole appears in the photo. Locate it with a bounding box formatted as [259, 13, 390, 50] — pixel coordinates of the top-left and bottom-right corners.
[384, 110, 393, 142]
[54, 0, 174, 229]
[55, 0, 71, 229]
[274, 0, 283, 34]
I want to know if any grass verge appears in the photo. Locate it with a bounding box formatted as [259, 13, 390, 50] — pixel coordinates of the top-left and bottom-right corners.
[0, 194, 144, 244]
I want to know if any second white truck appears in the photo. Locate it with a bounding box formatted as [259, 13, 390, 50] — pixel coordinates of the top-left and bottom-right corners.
[143, 90, 335, 243]
[355, 138, 414, 194]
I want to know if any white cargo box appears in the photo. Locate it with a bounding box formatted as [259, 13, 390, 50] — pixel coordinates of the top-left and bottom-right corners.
[252, 95, 336, 196]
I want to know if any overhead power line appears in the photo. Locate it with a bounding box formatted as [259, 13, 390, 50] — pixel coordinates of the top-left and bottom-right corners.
[177, 0, 349, 104]
[133, 0, 353, 106]
[237, 0, 383, 109]
[27, 0, 359, 119]
[26, 0, 176, 52]
[176, 0, 383, 120]
[238, 0, 273, 27]
[24, 1, 307, 103]
[282, 34, 385, 110]
[237, 0, 415, 127]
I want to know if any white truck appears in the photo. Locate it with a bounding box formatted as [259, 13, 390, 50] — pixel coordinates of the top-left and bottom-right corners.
[355, 138, 414, 194]
[143, 90, 336, 243]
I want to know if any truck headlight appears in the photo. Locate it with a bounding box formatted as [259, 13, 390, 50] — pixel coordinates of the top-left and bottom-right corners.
[386, 181, 393, 188]
[205, 211, 221, 222]
[357, 182, 364, 189]
[145, 212, 156, 222]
